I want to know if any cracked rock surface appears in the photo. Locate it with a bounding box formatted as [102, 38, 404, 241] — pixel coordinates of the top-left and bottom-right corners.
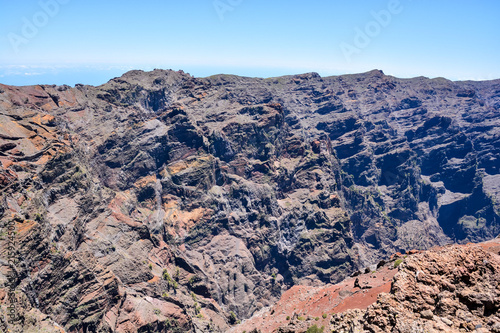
[0, 69, 498, 332]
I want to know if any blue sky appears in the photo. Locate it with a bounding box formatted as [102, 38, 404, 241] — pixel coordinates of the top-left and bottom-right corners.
[0, 0, 499, 86]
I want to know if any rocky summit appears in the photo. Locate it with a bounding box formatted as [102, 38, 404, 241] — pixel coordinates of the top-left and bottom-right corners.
[0, 69, 499, 332]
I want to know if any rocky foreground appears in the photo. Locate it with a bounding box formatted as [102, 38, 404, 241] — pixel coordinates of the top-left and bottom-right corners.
[0, 69, 499, 332]
[233, 237, 500, 333]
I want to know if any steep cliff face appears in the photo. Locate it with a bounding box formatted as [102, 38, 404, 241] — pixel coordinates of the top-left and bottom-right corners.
[0, 69, 499, 332]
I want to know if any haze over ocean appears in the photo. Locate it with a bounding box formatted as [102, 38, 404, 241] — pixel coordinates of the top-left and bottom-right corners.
[1, 0, 499, 86]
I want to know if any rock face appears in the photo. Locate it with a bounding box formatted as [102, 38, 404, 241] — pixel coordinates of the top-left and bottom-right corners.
[0, 69, 499, 332]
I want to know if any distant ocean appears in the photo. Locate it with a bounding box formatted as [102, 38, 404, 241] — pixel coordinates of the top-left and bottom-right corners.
[0, 67, 132, 87]
[0, 65, 339, 87]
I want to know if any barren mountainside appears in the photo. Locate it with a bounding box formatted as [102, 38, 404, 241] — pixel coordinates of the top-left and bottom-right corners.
[0, 69, 499, 332]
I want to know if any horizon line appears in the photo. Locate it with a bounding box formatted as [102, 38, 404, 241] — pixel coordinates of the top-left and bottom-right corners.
[1, 65, 499, 87]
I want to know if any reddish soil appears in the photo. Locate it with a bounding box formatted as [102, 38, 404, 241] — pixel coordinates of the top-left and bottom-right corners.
[230, 263, 398, 333]
[478, 237, 500, 256]
[231, 238, 500, 333]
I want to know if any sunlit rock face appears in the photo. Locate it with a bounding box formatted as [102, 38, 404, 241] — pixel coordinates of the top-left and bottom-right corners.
[0, 69, 499, 332]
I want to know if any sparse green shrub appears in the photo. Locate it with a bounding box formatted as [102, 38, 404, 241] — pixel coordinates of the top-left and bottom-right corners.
[394, 259, 403, 268]
[306, 324, 324, 333]
[164, 318, 180, 332]
[322, 313, 327, 319]
[194, 302, 201, 315]
[175, 267, 180, 281]
[163, 269, 178, 289]
[188, 275, 202, 287]
[229, 311, 238, 325]
[286, 316, 290, 320]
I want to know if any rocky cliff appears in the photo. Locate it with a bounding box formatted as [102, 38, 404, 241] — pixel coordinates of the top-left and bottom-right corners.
[0, 69, 499, 332]
[243, 238, 500, 333]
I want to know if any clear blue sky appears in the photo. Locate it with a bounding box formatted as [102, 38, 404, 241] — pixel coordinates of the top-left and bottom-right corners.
[0, 0, 499, 86]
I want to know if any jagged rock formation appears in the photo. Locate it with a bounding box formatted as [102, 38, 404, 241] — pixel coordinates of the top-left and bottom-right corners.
[234, 238, 500, 333]
[0, 69, 499, 332]
[328, 239, 500, 333]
